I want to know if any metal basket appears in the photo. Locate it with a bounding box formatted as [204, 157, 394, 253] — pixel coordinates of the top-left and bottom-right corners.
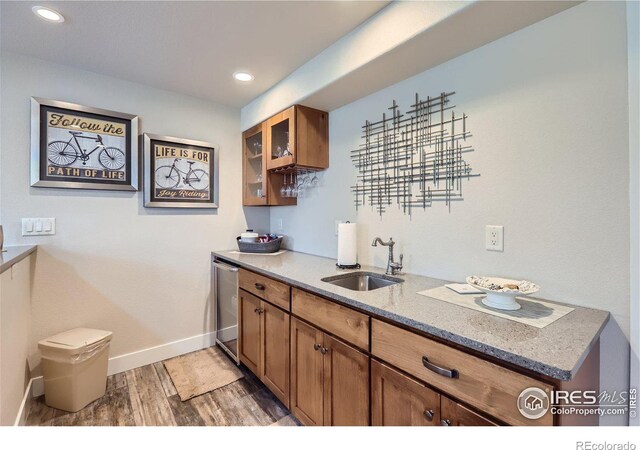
[236, 237, 283, 254]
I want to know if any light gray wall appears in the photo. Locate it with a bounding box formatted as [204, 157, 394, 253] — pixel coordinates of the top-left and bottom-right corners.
[0, 53, 269, 370]
[271, 1, 631, 424]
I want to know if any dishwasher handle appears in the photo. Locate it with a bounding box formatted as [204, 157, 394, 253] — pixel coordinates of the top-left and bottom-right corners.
[213, 261, 239, 273]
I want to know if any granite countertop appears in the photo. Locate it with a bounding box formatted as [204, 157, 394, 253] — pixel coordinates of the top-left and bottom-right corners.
[212, 249, 609, 381]
[0, 245, 37, 274]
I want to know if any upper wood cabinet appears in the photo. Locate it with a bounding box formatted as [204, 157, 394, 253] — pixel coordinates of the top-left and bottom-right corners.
[242, 123, 295, 207]
[242, 123, 268, 206]
[242, 105, 328, 207]
[266, 105, 328, 171]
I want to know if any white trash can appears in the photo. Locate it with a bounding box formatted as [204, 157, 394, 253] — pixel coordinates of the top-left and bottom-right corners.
[38, 328, 112, 412]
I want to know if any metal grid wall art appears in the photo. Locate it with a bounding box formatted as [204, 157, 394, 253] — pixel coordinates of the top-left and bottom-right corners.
[351, 92, 478, 217]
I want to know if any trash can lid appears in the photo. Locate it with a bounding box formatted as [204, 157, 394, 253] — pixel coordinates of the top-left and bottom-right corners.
[38, 328, 112, 352]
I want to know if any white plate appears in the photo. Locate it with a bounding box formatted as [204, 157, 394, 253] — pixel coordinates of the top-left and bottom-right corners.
[465, 276, 540, 311]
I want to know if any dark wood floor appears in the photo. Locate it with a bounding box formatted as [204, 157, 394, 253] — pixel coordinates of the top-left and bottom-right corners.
[26, 347, 300, 426]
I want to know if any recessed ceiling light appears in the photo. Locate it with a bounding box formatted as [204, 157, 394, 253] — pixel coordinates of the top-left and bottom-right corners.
[233, 72, 254, 82]
[32, 6, 65, 23]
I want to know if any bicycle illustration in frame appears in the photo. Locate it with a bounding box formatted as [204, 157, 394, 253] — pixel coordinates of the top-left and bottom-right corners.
[143, 133, 218, 209]
[30, 97, 139, 191]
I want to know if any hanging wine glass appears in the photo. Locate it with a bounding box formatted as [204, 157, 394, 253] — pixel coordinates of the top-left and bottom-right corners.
[286, 172, 295, 197]
[280, 173, 287, 197]
[310, 171, 319, 188]
[296, 173, 305, 198]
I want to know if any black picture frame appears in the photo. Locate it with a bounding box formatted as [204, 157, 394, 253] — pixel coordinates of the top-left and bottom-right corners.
[143, 133, 218, 209]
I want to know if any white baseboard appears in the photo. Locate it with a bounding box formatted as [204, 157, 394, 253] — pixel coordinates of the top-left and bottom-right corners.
[14, 378, 35, 426]
[26, 330, 221, 405]
[107, 331, 217, 375]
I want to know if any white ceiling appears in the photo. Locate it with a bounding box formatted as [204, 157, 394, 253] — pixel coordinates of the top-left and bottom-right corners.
[0, 1, 389, 108]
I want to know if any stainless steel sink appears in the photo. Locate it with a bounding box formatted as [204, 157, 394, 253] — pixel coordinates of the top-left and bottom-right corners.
[321, 272, 403, 291]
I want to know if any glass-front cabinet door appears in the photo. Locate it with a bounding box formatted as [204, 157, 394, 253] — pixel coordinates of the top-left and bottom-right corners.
[266, 106, 296, 170]
[242, 123, 268, 206]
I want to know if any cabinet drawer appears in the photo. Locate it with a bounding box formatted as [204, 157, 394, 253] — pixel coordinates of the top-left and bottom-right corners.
[292, 288, 369, 351]
[371, 319, 553, 426]
[239, 269, 290, 311]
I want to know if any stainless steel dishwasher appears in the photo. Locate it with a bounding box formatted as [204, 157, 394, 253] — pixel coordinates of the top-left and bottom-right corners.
[212, 259, 239, 363]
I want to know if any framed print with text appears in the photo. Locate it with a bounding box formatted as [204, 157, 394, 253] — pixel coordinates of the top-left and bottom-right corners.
[30, 97, 139, 191]
[143, 133, 218, 209]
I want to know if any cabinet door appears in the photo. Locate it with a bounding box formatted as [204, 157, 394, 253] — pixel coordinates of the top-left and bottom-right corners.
[290, 318, 324, 426]
[239, 290, 261, 375]
[266, 106, 296, 170]
[242, 123, 268, 206]
[371, 360, 440, 426]
[260, 300, 290, 408]
[440, 396, 499, 426]
[323, 335, 370, 426]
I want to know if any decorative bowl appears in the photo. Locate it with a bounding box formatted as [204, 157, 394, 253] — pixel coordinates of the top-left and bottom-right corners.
[465, 276, 540, 311]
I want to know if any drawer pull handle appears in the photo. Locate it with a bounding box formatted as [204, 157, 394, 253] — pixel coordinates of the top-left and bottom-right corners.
[423, 409, 434, 421]
[254, 283, 266, 291]
[254, 308, 264, 315]
[313, 343, 322, 351]
[422, 356, 459, 379]
[320, 347, 329, 355]
[441, 419, 451, 426]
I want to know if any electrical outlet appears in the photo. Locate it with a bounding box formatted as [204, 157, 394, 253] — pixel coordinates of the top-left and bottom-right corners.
[485, 225, 503, 252]
[334, 220, 345, 236]
[22, 218, 56, 236]
[277, 219, 283, 232]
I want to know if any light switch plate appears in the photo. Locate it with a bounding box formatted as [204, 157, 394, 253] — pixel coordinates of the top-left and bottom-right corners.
[22, 218, 56, 236]
[485, 225, 504, 252]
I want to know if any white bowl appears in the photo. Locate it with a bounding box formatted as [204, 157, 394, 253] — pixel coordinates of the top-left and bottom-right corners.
[465, 276, 539, 311]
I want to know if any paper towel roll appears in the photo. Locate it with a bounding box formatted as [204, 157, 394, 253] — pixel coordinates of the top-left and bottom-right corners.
[337, 222, 357, 266]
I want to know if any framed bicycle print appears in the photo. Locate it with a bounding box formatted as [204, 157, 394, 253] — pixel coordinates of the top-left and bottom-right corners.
[30, 97, 139, 191]
[143, 133, 218, 209]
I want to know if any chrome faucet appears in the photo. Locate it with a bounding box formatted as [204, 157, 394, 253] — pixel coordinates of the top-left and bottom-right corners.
[371, 237, 403, 275]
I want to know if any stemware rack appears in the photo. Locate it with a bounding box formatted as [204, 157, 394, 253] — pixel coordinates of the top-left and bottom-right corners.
[270, 165, 323, 199]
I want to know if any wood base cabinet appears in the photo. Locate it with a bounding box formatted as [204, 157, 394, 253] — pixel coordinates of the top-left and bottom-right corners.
[260, 300, 290, 408]
[290, 318, 324, 425]
[239, 290, 261, 374]
[239, 290, 290, 408]
[290, 318, 369, 426]
[440, 396, 498, 426]
[372, 360, 440, 426]
[231, 267, 594, 427]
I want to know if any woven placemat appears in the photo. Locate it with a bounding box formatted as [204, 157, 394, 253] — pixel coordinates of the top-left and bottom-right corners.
[417, 286, 574, 329]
